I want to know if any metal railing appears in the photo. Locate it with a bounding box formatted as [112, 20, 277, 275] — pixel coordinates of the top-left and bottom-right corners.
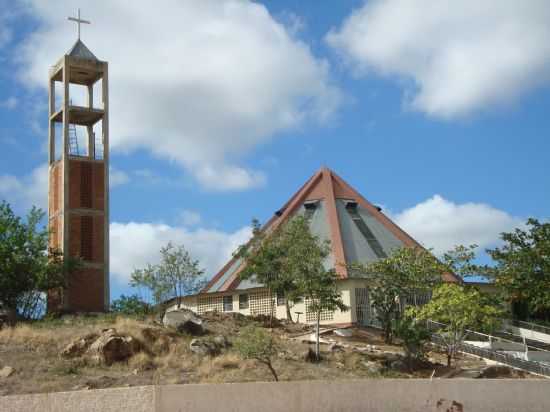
[430, 334, 550, 377]
[427, 320, 550, 377]
[508, 319, 550, 336]
[494, 329, 550, 351]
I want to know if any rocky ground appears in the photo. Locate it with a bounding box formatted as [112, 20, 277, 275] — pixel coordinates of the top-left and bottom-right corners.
[0, 312, 540, 396]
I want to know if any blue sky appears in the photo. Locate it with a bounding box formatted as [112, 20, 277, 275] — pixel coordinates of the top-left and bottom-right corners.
[0, 0, 549, 300]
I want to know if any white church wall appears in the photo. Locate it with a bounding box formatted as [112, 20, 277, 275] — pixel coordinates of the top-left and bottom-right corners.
[164, 280, 360, 326]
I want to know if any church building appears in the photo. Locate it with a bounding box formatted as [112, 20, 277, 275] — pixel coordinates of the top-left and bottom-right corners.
[168, 167, 459, 326]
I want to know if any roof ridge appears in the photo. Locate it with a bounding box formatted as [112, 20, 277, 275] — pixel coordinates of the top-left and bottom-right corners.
[202, 167, 460, 294]
[67, 39, 98, 61]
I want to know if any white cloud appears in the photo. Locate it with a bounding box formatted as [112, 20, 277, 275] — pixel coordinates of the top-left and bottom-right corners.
[18, 0, 341, 191]
[0, 163, 48, 210]
[110, 221, 251, 284]
[178, 210, 202, 227]
[109, 167, 130, 188]
[0, 97, 18, 110]
[391, 195, 522, 255]
[327, 0, 550, 118]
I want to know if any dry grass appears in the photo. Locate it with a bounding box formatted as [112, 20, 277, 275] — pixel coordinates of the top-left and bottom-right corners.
[0, 312, 533, 397]
[211, 353, 241, 370]
[128, 352, 154, 371]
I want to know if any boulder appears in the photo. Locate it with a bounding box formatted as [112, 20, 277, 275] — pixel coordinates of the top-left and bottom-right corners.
[61, 333, 99, 359]
[362, 361, 383, 374]
[389, 359, 409, 372]
[212, 335, 230, 349]
[478, 365, 526, 379]
[0, 366, 15, 378]
[328, 343, 345, 352]
[87, 329, 140, 365]
[189, 338, 222, 356]
[163, 309, 204, 335]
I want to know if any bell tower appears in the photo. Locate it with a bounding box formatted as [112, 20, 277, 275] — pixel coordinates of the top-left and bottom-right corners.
[48, 10, 109, 312]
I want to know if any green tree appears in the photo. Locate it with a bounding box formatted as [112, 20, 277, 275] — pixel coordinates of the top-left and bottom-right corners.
[393, 309, 431, 371]
[278, 216, 327, 322]
[130, 264, 170, 308]
[349, 247, 444, 343]
[130, 243, 206, 312]
[158, 242, 206, 309]
[237, 219, 292, 325]
[234, 324, 279, 381]
[416, 283, 502, 366]
[286, 216, 347, 361]
[486, 219, 550, 320]
[443, 244, 480, 280]
[0, 202, 71, 323]
[111, 294, 151, 316]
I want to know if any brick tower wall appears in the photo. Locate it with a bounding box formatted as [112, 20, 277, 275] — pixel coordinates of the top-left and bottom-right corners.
[48, 159, 106, 313]
[67, 159, 106, 312]
[48, 162, 63, 251]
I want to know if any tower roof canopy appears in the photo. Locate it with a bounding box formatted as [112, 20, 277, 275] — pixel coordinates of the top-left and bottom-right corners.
[67, 39, 98, 61]
[203, 167, 459, 294]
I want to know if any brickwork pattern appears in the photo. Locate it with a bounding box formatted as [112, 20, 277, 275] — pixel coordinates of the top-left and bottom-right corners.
[305, 298, 334, 322]
[197, 295, 223, 314]
[68, 160, 104, 211]
[68, 215, 104, 263]
[249, 291, 275, 316]
[66, 267, 105, 312]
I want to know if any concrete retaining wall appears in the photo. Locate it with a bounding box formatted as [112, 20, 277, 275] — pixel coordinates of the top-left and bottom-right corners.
[2, 380, 549, 412]
[0, 385, 153, 412]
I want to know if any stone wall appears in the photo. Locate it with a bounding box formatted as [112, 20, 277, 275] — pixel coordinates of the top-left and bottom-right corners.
[2, 379, 549, 412]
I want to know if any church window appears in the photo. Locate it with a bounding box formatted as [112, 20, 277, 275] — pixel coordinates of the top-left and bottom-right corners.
[303, 201, 318, 221]
[223, 295, 233, 312]
[239, 294, 249, 310]
[345, 202, 387, 258]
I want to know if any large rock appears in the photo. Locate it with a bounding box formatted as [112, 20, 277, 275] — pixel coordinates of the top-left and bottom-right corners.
[87, 329, 140, 365]
[189, 336, 227, 356]
[163, 309, 204, 335]
[389, 359, 409, 372]
[212, 335, 230, 349]
[362, 361, 383, 374]
[478, 365, 526, 379]
[61, 333, 99, 359]
[0, 366, 15, 378]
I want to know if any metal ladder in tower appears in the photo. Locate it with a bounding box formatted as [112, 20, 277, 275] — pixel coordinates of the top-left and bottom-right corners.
[94, 130, 103, 159]
[68, 123, 80, 156]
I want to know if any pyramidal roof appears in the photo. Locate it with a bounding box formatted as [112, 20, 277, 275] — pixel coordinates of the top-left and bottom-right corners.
[203, 167, 458, 294]
[67, 39, 98, 61]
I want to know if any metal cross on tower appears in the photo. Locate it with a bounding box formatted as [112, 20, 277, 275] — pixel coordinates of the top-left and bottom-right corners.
[68, 9, 90, 40]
